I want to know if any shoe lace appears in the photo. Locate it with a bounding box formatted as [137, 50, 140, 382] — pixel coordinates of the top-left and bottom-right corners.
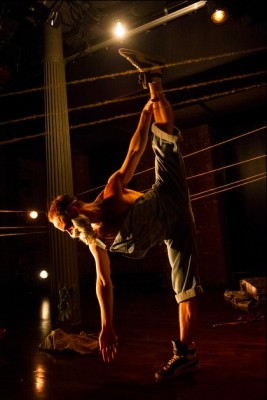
[164, 354, 180, 369]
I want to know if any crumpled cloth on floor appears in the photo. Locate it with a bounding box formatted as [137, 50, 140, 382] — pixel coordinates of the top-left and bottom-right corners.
[39, 329, 99, 355]
[224, 289, 259, 310]
[212, 290, 263, 327]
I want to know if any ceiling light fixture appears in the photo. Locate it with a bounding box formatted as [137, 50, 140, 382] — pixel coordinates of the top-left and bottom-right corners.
[208, 1, 229, 24]
[45, 0, 63, 28]
[29, 211, 38, 219]
[65, 1, 207, 63]
[47, 10, 59, 27]
[114, 20, 126, 38]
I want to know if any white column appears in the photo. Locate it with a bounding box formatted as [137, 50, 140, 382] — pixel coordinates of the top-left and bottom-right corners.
[44, 23, 81, 327]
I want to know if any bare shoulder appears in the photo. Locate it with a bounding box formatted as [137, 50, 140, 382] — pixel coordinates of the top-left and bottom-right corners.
[104, 171, 124, 198]
[107, 170, 123, 185]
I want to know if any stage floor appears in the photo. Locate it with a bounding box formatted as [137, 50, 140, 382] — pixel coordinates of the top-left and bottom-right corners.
[0, 282, 266, 400]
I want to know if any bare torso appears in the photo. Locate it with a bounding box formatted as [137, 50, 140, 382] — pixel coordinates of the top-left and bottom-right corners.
[92, 181, 143, 245]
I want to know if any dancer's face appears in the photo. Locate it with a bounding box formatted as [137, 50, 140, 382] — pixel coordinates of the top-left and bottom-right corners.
[52, 213, 93, 245]
[52, 213, 74, 236]
[70, 214, 94, 245]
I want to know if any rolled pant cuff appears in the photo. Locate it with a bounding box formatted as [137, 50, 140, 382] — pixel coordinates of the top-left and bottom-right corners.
[175, 285, 204, 303]
[151, 122, 179, 144]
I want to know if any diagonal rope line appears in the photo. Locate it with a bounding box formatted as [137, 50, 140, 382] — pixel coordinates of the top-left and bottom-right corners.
[52, 83, 267, 131]
[65, 71, 267, 113]
[1, 172, 265, 217]
[0, 82, 265, 146]
[191, 174, 266, 201]
[0, 132, 46, 146]
[1, 126, 264, 169]
[0, 226, 47, 229]
[0, 46, 265, 99]
[0, 210, 46, 213]
[172, 83, 267, 109]
[183, 126, 266, 159]
[190, 172, 266, 198]
[186, 155, 266, 180]
[76, 129, 266, 196]
[1, 74, 266, 127]
[0, 231, 47, 237]
[130, 154, 267, 181]
[66, 47, 267, 87]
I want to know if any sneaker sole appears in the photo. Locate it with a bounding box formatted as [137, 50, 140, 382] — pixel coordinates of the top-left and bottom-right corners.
[118, 48, 165, 71]
[155, 362, 200, 382]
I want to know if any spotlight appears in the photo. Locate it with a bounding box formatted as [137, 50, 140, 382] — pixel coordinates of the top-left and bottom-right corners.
[29, 211, 38, 219]
[114, 20, 126, 38]
[46, 10, 59, 27]
[45, 1, 63, 28]
[208, 1, 229, 24]
[40, 270, 49, 279]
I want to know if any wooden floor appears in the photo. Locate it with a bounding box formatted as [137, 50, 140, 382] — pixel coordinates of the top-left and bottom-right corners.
[0, 280, 266, 400]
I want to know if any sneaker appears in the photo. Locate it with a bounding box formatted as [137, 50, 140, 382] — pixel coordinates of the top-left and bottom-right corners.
[155, 339, 200, 381]
[118, 48, 165, 89]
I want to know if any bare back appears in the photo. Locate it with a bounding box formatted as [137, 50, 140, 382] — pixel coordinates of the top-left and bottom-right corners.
[93, 172, 143, 244]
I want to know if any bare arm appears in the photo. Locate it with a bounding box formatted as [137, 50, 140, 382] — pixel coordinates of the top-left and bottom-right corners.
[89, 242, 117, 362]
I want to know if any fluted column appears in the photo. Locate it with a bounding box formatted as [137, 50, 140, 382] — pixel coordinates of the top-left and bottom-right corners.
[44, 23, 81, 327]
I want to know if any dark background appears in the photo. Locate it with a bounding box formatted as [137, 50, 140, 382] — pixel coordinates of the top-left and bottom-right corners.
[0, 1, 266, 301]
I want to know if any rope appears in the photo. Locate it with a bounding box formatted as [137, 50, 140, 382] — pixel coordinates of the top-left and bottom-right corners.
[1, 172, 264, 220]
[1, 78, 265, 128]
[77, 126, 266, 195]
[0, 81, 265, 147]
[191, 173, 266, 201]
[0, 47, 265, 99]
[0, 232, 47, 237]
[183, 126, 266, 159]
[0, 47, 265, 224]
[187, 155, 266, 180]
[0, 226, 47, 229]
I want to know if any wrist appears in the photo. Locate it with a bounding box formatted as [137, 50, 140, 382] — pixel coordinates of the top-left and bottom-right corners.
[142, 108, 153, 116]
[101, 323, 113, 332]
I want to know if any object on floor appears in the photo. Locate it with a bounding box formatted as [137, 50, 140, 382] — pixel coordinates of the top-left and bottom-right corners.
[212, 289, 263, 327]
[39, 329, 99, 355]
[239, 276, 267, 301]
[224, 289, 260, 310]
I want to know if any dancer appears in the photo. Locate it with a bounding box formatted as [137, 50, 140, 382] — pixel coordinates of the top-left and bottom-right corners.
[48, 48, 203, 380]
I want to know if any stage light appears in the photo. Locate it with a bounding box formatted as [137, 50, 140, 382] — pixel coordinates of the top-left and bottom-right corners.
[66, 1, 207, 62]
[114, 21, 126, 38]
[208, 1, 229, 24]
[45, 1, 64, 28]
[29, 211, 38, 219]
[46, 10, 59, 27]
[40, 270, 49, 279]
